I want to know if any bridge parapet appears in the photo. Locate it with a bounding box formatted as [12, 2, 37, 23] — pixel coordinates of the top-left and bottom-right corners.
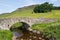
[0, 17, 57, 30]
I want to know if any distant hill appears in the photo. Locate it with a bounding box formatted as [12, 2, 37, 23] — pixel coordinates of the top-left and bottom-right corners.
[0, 5, 60, 19]
[12, 5, 36, 13]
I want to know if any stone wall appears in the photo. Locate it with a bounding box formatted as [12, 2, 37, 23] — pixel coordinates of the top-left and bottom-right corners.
[0, 17, 57, 30]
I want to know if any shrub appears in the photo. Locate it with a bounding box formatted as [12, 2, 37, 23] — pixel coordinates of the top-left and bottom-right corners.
[33, 2, 53, 13]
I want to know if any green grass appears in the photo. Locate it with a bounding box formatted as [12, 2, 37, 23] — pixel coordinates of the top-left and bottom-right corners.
[43, 25, 60, 40]
[31, 20, 60, 40]
[2, 10, 60, 19]
[11, 22, 22, 28]
[0, 30, 12, 40]
[31, 20, 60, 31]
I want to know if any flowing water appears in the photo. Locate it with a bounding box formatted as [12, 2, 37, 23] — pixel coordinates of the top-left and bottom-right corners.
[11, 28, 49, 40]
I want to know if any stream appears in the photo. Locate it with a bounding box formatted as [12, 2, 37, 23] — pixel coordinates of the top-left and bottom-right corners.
[10, 22, 49, 40]
[11, 28, 49, 40]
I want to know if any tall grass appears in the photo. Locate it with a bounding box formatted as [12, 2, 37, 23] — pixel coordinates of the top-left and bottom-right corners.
[31, 20, 60, 40]
[43, 25, 60, 40]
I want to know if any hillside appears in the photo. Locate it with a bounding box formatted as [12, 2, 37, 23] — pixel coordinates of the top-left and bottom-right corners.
[0, 5, 60, 19]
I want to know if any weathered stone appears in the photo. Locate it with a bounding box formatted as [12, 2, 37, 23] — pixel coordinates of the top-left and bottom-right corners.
[0, 17, 57, 30]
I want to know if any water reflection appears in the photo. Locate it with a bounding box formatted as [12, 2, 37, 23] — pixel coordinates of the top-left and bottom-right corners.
[12, 31, 23, 37]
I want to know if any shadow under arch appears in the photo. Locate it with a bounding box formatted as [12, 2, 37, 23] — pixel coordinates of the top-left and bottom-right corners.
[10, 22, 30, 31]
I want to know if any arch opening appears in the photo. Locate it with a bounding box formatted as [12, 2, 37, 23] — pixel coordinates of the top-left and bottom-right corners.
[10, 22, 30, 32]
[10, 22, 30, 38]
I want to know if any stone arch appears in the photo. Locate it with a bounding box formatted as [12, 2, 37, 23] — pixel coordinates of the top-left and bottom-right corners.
[10, 22, 30, 31]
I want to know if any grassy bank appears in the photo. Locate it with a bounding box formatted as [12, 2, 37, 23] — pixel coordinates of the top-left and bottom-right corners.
[43, 25, 60, 40]
[31, 20, 60, 40]
[0, 30, 12, 40]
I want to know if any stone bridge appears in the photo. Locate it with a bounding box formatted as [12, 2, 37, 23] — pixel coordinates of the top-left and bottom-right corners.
[0, 17, 57, 30]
